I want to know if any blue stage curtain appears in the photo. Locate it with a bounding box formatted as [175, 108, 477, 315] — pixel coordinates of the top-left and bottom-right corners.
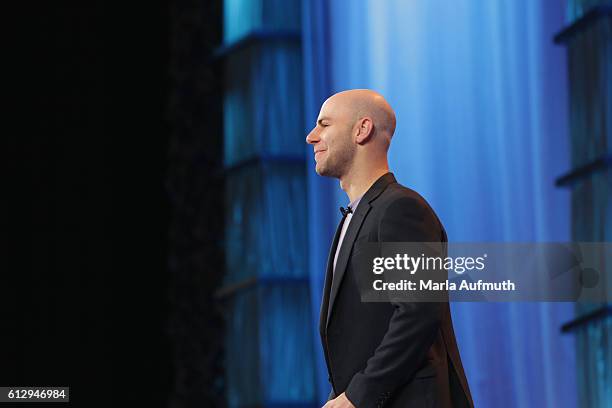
[224, 42, 305, 166]
[224, 163, 316, 406]
[222, 0, 317, 406]
[564, 0, 612, 406]
[301, 0, 340, 403]
[567, 0, 612, 20]
[223, 0, 301, 44]
[302, 1, 578, 406]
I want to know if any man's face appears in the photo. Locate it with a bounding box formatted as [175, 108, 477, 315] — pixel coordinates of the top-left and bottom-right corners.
[305, 97, 356, 178]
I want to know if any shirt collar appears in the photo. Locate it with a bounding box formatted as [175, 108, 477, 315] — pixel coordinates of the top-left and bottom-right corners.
[348, 194, 364, 212]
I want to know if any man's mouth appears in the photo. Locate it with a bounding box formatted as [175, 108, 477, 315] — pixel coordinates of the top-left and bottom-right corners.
[315, 150, 326, 159]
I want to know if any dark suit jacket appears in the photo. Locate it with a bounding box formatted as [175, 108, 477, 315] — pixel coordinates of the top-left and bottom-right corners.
[320, 172, 474, 408]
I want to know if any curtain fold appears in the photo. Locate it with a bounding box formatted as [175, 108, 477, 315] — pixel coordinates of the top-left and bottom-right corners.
[565, 0, 612, 406]
[223, 0, 316, 406]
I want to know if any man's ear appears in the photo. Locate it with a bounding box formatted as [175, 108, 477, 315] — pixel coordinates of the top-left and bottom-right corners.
[355, 117, 374, 144]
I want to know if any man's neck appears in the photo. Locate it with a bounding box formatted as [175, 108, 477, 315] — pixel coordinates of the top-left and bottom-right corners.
[339, 167, 390, 203]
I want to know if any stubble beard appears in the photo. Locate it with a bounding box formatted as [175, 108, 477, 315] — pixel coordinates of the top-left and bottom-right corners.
[316, 143, 355, 179]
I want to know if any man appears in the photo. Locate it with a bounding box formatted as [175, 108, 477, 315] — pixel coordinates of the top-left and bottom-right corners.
[306, 90, 473, 408]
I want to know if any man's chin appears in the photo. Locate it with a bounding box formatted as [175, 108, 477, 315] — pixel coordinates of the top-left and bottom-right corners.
[315, 166, 338, 178]
[315, 165, 328, 177]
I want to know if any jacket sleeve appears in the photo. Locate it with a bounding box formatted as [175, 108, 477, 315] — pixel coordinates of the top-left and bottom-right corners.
[344, 196, 444, 408]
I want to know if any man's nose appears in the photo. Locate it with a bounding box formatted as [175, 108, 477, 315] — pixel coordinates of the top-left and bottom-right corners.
[306, 128, 319, 145]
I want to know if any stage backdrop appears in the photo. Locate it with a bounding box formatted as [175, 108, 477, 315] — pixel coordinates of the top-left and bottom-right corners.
[303, 1, 578, 407]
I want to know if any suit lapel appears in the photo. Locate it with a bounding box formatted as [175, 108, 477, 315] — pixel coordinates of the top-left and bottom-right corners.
[326, 203, 371, 327]
[325, 172, 397, 329]
[319, 215, 346, 335]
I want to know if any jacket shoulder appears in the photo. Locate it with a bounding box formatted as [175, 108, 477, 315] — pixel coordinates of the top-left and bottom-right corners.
[374, 182, 446, 239]
[377, 182, 436, 214]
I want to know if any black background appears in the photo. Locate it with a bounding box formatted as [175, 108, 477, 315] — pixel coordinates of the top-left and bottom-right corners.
[3, 0, 224, 406]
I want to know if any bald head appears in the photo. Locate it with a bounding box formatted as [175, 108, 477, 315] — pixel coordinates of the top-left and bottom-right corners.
[306, 89, 395, 180]
[326, 89, 396, 142]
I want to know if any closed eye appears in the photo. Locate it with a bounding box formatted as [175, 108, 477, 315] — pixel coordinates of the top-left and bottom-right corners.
[317, 118, 330, 127]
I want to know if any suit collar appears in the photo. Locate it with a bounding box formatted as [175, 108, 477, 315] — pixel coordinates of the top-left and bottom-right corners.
[324, 172, 396, 329]
[362, 172, 396, 204]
